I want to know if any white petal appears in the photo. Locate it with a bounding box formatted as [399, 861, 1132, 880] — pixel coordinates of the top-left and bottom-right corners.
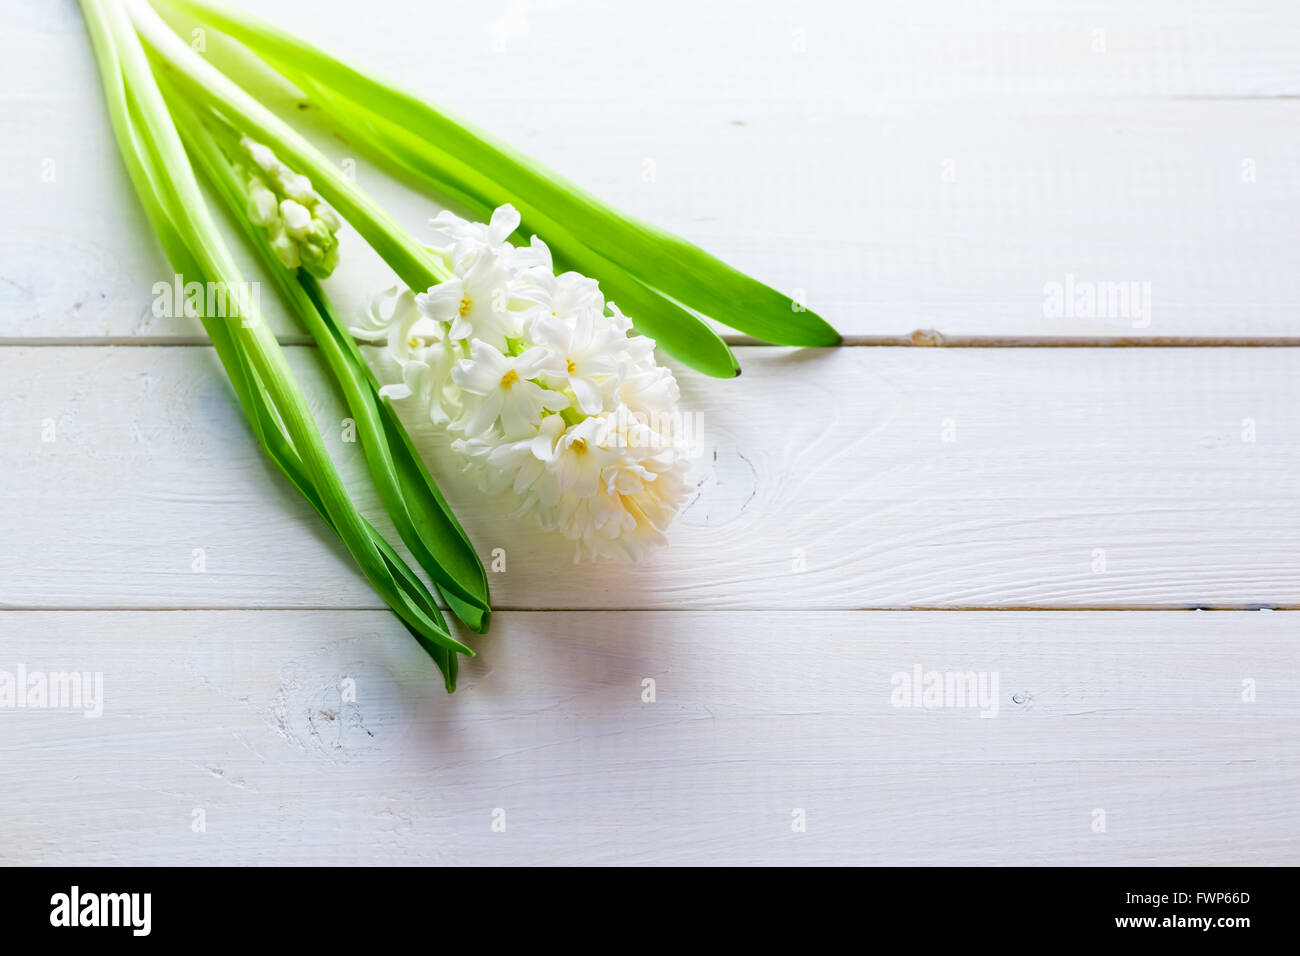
[500, 395, 538, 438]
[415, 280, 463, 321]
[513, 345, 558, 379]
[379, 383, 413, 401]
[463, 391, 504, 436]
[450, 357, 500, 395]
[448, 316, 474, 340]
[531, 415, 564, 459]
[540, 389, 572, 413]
[489, 203, 521, 243]
[571, 376, 604, 415]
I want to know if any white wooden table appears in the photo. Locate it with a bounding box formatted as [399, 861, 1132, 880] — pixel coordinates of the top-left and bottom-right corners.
[2, 0, 1298, 865]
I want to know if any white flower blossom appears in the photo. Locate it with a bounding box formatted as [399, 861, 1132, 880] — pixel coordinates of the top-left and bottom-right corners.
[428, 203, 517, 266]
[427, 203, 551, 273]
[530, 310, 624, 414]
[451, 340, 570, 438]
[415, 253, 517, 352]
[355, 204, 695, 561]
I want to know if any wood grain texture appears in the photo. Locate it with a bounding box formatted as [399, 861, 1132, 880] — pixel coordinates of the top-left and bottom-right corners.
[3, 0, 1298, 868]
[3, 345, 1298, 611]
[3, 1, 1299, 344]
[1, 609, 1294, 865]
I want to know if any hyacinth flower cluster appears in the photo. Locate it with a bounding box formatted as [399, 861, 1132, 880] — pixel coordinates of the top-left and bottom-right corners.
[353, 205, 693, 561]
[80, 0, 838, 688]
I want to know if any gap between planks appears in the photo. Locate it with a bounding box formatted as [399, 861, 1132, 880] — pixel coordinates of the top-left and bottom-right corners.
[5, 336, 1300, 348]
[0, 605, 1294, 613]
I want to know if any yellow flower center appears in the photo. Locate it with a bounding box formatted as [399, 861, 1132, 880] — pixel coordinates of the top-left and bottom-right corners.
[459, 296, 473, 317]
[407, 336, 422, 350]
[566, 358, 577, 374]
[499, 368, 519, 389]
[571, 438, 588, 455]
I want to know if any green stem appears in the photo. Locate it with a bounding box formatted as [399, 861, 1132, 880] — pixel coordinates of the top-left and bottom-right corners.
[83, 0, 471, 659]
[156, 0, 840, 350]
[124, 0, 450, 293]
[166, 94, 489, 624]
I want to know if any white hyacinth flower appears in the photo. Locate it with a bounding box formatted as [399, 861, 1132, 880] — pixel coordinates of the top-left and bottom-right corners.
[352, 204, 696, 562]
[451, 340, 570, 438]
[414, 253, 518, 352]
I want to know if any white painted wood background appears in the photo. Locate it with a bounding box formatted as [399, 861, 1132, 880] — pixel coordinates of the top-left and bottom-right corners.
[2, 0, 1298, 865]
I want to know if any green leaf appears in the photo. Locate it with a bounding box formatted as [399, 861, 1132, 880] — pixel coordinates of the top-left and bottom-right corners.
[80, 0, 472, 682]
[281, 74, 740, 379]
[164, 92, 492, 632]
[157, 0, 839, 351]
[300, 274, 495, 631]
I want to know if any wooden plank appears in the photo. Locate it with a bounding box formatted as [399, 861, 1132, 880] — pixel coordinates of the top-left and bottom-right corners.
[16, 0, 1299, 100]
[3, 345, 1299, 610]
[0, 609, 1294, 865]
[3, 3, 1298, 343]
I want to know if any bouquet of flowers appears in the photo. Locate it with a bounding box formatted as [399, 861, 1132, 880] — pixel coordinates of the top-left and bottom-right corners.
[78, 0, 839, 688]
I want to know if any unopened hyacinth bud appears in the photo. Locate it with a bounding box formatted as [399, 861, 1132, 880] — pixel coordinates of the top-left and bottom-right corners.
[304, 218, 333, 247]
[299, 239, 339, 277]
[313, 202, 341, 233]
[266, 219, 300, 270]
[246, 179, 279, 227]
[243, 139, 277, 173]
[279, 198, 313, 238]
[276, 169, 314, 204]
[238, 136, 341, 279]
[350, 204, 696, 562]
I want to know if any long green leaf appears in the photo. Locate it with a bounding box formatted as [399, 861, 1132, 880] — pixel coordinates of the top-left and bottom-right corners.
[82, 0, 472, 668]
[139, 0, 738, 378]
[156, 0, 841, 349]
[291, 76, 742, 379]
[300, 275, 493, 632]
[164, 93, 491, 631]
